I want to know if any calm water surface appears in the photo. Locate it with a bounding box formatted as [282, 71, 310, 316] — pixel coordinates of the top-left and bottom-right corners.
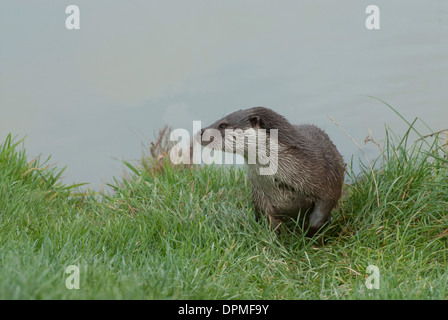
[1, 1, 447, 189]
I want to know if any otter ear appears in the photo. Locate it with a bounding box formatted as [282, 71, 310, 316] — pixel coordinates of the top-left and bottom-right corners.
[249, 115, 266, 128]
[249, 115, 260, 128]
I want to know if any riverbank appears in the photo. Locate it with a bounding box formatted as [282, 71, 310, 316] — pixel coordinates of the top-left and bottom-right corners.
[0, 119, 447, 299]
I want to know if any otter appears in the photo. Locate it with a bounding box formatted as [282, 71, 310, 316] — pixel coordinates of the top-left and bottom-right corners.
[200, 107, 345, 237]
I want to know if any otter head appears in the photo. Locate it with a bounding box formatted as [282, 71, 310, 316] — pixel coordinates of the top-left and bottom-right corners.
[199, 107, 278, 157]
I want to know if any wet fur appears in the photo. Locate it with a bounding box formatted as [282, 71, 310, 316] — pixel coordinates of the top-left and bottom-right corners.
[201, 107, 345, 236]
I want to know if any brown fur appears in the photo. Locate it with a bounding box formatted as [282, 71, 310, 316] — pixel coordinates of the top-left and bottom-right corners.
[200, 107, 345, 236]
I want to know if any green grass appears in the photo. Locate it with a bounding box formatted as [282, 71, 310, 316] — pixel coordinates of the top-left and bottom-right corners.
[0, 114, 447, 299]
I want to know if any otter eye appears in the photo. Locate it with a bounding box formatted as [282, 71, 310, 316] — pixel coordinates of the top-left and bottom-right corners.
[218, 123, 228, 130]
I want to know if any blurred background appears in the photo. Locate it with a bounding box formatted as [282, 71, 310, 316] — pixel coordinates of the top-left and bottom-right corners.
[1, 0, 447, 189]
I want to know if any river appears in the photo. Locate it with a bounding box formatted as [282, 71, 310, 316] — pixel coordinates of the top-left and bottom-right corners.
[1, 1, 447, 189]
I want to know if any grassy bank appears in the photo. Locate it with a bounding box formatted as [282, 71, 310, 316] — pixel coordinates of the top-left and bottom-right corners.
[0, 118, 447, 299]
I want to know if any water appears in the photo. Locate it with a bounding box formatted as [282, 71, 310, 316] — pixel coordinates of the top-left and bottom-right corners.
[1, 1, 447, 189]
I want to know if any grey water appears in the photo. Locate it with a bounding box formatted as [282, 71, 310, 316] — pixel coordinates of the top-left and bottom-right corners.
[1, 1, 447, 189]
